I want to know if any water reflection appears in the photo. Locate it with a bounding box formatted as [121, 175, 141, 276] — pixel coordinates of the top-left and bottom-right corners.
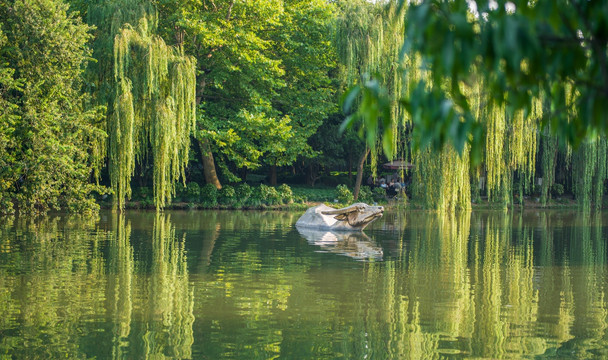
[1, 210, 608, 358]
[0, 213, 194, 359]
[296, 227, 383, 261]
[364, 211, 608, 359]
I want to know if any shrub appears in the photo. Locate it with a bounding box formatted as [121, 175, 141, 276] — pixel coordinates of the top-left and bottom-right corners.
[186, 182, 201, 201]
[236, 183, 253, 204]
[257, 184, 281, 205]
[174, 183, 187, 201]
[551, 183, 565, 197]
[141, 198, 154, 208]
[201, 183, 218, 207]
[220, 185, 236, 205]
[336, 184, 354, 204]
[291, 186, 335, 202]
[133, 187, 151, 200]
[529, 184, 541, 196]
[373, 187, 386, 201]
[358, 186, 373, 204]
[293, 195, 306, 204]
[277, 184, 294, 204]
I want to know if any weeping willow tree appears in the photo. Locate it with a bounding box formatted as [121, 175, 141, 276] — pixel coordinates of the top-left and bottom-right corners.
[539, 83, 606, 210]
[404, 28, 542, 211]
[564, 83, 607, 210]
[572, 139, 608, 210]
[413, 147, 471, 212]
[480, 96, 541, 208]
[112, 19, 196, 210]
[406, 53, 473, 212]
[540, 132, 559, 206]
[344, 1, 608, 211]
[337, 2, 474, 211]
[335, 0, 407, 200]
[86, 0, 196, 210]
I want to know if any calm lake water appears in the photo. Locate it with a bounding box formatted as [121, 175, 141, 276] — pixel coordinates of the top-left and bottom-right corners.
[1, 209, 608, 359]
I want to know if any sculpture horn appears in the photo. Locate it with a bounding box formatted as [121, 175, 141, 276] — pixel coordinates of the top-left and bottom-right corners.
[321, 204, 360, 215]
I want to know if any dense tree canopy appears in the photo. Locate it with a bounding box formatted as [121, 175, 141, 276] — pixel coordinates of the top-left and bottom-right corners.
[2, 0, 608, 213]
[159, 0, 337, 186]
[0, 0, 105, 214]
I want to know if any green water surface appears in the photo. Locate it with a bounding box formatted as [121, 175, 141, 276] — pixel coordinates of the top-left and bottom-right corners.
[1, 210, 607, 359]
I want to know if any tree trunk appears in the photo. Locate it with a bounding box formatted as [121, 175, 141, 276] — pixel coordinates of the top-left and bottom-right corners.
[195, 73, 222, 189]
[307, 163, 320, 186]
[348, 153, 353, 183]
[269, 165, 277, 186]
[198, 138, 222, 189]
[353, 147, 370, 201]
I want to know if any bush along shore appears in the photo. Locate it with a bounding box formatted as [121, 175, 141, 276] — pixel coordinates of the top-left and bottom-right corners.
[98, 183, 397, 211]
[97, 182, 585, 211]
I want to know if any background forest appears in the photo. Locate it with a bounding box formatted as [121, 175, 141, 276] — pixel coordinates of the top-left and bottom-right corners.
[0, 0, 607, 214]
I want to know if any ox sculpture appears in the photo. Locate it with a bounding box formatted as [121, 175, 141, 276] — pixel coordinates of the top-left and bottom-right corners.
[295, 203, 384, 231]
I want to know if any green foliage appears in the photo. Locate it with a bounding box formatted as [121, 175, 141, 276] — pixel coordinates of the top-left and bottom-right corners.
[342, 77, 394, 158]
[174, 183, 186, 200]
[351, 0, 608, 170]
[277, 184, 294, 204]
[573, 139, 607, 209]
[0, 28, 19, 215]
[266, 0, 338, 167]
[336, 0, 405, 170]
[397, 0, 608, 156]
[235, 183, 253, 204]
[335, 184, 354, 205]
[161, 0, 336, 178]
[0, 0, 106, 214]
[109, 9, 196, 210]
[414, 146, 471, 212]
[551, 184, 565, 197]
[220, 185, 236, 205]
[339, 0, 574, 211]
[358, 186, 373, 204]
[291, 186, 335, 203]
[5, 0, 604, 214]
[133, 187, 152, 200]
[373, 187, 387, 202]
[305, 113, 366, 186]
[200, 183, 218, 207]
[185, 182, 201, 201]
[540, 132, 558, 206]
[255, 184, 282, 206]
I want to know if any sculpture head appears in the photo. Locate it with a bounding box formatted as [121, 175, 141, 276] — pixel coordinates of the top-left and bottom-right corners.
[321, 202, 384, 229]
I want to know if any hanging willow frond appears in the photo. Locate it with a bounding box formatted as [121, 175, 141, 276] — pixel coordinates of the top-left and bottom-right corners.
[414, 145, 471, 212]
[111, 17, 196, 210]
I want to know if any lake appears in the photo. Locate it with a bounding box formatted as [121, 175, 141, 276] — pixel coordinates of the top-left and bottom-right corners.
[1, 209, 607, 359]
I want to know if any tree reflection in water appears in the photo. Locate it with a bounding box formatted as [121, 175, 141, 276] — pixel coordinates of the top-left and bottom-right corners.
[0, 210, 608, 358]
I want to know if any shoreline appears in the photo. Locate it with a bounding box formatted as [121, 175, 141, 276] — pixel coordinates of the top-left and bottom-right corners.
[99, 195, 585, 212]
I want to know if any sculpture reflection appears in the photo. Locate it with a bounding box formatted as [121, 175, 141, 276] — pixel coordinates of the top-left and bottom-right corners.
[296, 226, 383, 261]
